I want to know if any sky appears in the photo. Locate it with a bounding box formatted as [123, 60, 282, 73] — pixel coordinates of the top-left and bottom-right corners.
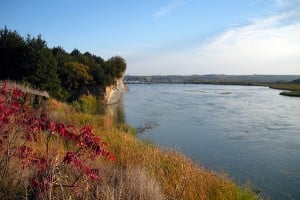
[1, 0, 300, 75]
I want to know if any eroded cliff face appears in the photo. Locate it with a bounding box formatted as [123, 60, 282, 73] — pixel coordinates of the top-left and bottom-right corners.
[104, 73, 128, 104]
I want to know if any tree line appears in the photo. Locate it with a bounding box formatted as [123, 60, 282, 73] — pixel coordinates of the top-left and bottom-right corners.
[0, 27, 126, 101]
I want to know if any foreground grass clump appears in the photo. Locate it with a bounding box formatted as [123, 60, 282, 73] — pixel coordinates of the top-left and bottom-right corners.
[46, 98, 258, 200]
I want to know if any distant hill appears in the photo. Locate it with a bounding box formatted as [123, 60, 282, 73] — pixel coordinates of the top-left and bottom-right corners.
[124, 75, 300, 84]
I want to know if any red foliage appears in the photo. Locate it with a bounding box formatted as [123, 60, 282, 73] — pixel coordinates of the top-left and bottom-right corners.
[0, 81, 114, 198]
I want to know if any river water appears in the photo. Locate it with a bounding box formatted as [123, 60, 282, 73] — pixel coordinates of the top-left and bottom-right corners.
[119, 84, 300, 200]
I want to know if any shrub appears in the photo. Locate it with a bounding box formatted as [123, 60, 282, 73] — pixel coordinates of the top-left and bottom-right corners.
[72, 94, 102, 114]
[0, 81, 114, 199]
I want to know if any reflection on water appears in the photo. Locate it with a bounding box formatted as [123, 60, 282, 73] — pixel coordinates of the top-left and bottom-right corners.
[136, 120, 158, 134]
[119, 84, 300, 200]
[105, 96, 126, 124]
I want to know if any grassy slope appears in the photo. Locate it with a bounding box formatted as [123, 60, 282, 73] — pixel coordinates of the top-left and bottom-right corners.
[46, 99, 258, 200]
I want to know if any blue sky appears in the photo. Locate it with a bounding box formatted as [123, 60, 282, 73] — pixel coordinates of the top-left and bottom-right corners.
[1, 0, 300, 75]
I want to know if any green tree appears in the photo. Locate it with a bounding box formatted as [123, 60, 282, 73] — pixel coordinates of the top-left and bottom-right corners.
[0, 27, 127, 101]
[52, 46, 72, 68]
[81, 52, 105, 84]
[61, 61, 93, 91]
[70, 48, 81, 58]
[104, 56, 126, 86]
[0, 27, 30, 80]
[25, 35, 62, 98]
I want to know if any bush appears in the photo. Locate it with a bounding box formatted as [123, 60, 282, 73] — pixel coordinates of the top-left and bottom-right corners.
[0, 81, 114, 199]
[72, 94, 103, 114]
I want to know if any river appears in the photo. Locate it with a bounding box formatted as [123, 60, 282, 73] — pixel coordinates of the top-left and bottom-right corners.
[117, 84, 300, 200]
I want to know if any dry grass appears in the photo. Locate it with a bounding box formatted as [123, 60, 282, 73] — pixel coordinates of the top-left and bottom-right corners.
[0, 80, 49, 98]
[104, 130, 256, 200]
[86, 165, 164, 200]
[44, 99, 258, 200]
[0, 98, 257, 199]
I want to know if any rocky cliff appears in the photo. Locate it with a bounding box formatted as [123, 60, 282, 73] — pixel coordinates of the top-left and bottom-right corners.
[104, 73, 128, 104]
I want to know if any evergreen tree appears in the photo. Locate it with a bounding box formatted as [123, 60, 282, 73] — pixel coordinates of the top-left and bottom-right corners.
[25, 35, 62, 98]
[0, 27, 30, 80]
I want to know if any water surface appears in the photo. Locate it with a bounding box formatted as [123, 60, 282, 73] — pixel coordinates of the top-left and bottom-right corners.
[122, 84, 300, 200]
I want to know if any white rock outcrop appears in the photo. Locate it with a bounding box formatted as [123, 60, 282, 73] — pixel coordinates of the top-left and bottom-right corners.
[104, 73, 128, 104]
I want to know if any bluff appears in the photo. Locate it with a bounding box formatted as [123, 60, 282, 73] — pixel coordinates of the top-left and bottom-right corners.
[104, 72, 128, 104]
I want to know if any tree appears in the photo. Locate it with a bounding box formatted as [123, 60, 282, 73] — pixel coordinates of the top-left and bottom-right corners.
[24, 35, 62, 98]
[0, 27, 30, 80]
[70, 48, 81, 58]
[106, 56, 126, 77]
[81, 52, 105, 84]
[52, 46, 72, 68]
[0, 27, 128, 101]
[61, 61, 93, 91]
[104, 56, 126, 86]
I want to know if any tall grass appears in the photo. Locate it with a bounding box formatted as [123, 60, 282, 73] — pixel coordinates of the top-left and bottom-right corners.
[44, 99, 258, 200]
[0, 91, 258, 199]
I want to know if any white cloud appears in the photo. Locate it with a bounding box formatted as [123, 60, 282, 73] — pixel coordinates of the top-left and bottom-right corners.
[195, 8, 300, 74]
[153, 0, 186, 18]
[128, 8, 300, 75]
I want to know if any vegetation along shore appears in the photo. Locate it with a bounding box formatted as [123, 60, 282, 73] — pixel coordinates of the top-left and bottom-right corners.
[0, 81, 258, 199]
[267, 81, 300, 97]
[0, 27, 259, 199]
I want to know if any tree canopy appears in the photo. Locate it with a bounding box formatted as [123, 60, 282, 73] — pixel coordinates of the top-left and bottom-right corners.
[0, 27, 126, 101]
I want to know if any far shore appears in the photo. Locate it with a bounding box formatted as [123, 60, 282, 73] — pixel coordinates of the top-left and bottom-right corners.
[126, 81, 300, 97]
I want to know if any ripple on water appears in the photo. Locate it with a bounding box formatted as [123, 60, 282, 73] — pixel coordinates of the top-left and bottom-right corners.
[123, 84, 300, 200]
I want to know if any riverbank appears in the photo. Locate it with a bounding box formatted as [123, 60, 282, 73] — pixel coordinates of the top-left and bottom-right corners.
[267, 83, 300, 97]
[46, 99, 258, 199]
[45, 100, 259, 199]
[0, 81, 257, 199]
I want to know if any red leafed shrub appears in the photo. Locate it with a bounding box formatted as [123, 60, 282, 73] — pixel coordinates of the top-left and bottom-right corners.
[0, 81, 115, 199]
